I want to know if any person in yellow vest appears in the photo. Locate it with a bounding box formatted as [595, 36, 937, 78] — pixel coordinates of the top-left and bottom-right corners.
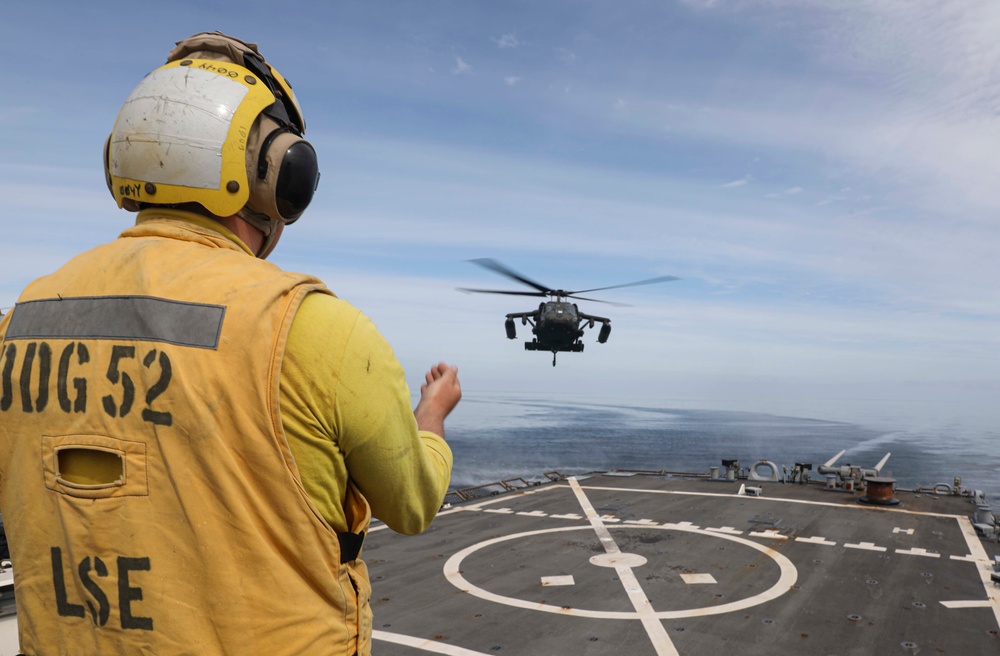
[0, 31, 461, 655]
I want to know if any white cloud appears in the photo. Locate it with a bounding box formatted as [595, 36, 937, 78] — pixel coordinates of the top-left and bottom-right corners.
[720, 177, 751, 188]
[493, 33, 520, 49]
[452, 57, 472, 75]
[504, 76, 521, 87]
[554, 47, 576, 64]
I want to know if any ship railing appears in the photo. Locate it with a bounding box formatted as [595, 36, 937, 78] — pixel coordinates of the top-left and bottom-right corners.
[446, 477, 534, 503]
[611, 468, 710, 477]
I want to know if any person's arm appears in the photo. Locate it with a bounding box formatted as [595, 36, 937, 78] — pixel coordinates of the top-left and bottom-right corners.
[336, 316, 458, 535]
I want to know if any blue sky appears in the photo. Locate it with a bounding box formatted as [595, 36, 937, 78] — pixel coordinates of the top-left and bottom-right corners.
[2, 0, 999, 418]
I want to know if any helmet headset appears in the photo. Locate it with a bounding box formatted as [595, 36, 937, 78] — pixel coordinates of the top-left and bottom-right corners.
[103, 32, 319, 257]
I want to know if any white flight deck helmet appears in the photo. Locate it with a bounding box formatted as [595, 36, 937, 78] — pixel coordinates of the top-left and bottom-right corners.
[103, 31, 320, 258]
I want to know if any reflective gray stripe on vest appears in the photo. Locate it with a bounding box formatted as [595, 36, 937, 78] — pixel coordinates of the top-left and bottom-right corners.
[5, 296, 225, 349]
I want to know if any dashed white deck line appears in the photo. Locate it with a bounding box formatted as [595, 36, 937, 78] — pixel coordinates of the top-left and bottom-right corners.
[600, 515, 622, 523]
[941, 600, 995, 609]
[516, 511, 548, 517]
[574, 483, 966, 519]
[680, 573, 717, 584]
[550, 513, 583, 520]
[484, 508, 514, 514]
[625, 519, 661, 526]
[844, 542, 887, 552]
[665, 521, 700, 529]
[373, 629, 495, 655]
[567, 477, 680, 656]
[749, 530, 787, 540]
[541, 575, 575, 587]
[894, 527, 915, 535]
[896, 548, 940, 558]
[950, 554, 979, 562]
[705, 526, 743, 535]
[795, 536, 837, 546]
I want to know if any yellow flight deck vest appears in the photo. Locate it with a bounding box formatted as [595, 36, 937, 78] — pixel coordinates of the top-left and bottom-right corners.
[0, 216, 373, 655]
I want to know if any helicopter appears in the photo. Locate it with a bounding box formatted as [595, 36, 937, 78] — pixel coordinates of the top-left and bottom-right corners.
[460, 258, 679, 366]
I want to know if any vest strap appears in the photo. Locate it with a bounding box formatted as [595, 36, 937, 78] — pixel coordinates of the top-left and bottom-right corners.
[338, 531, 365, 563]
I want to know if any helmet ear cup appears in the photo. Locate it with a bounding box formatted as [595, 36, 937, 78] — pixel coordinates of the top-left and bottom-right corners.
[103, 133, 141, 212]
[247, 118, 319, 223]
[103, 134, 113, 196]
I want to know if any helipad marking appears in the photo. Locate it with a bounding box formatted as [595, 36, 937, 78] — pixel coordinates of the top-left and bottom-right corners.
[795, 536, 836, 546]
[590, 553, 648, 568]
[749, 530, 787, 540]
[896, 548, 940, 558]
[541, 575, 575, 586]
[681, 573, 717, 584]
[373, 629, 494, 655]
[516, 511, 547, 517]
[600, 515, 621, 523]
[484, 508, 514, 514]
[705, 526, 742, 535]
[844, 542, 887, 552]
[894, 527, 915, 535]
[442, 524, 799, 621]
[954, 515, 1000, 627]
[550, 513, 583, 520]
[625, 519, 660, 526]
[568, 477, 679, 656]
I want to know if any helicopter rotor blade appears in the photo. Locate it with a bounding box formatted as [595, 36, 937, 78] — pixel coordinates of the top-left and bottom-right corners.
[457, 288, 548, 297]
[565, 294, 631, 307]
[469, 258, 553, 294]
[568, 275, 681, 295]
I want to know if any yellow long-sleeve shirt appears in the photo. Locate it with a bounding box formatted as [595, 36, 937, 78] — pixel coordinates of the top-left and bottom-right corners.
[280, 291, 452, 534]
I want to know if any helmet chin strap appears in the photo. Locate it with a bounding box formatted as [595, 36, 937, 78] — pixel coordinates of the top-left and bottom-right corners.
[237, 207, 281, 259]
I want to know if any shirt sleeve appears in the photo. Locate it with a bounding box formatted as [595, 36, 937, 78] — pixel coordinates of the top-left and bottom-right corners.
[280, 292, 452, 536]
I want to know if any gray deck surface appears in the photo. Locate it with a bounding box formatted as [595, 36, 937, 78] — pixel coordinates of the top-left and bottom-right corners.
[364, 473, 1000, 655]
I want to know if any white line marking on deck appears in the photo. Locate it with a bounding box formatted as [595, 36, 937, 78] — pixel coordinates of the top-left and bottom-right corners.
[442, 524, 798, 620]
[541, 575, 575, 586]
[484, 508, 514, 514]
[949, 554, 978, 562]
[795, 536, 837, 546]
[625, 519, 660, 526]
[373, 629, 495, 655]
[550, 513, 583, 520]
[893, 527, 915, 535]
[896, 548, 940, 558]
[568, 477, 680, 656]
[680, 573, 717, 584]
[516, 511, 548, 517]
[844, 542, 887, 552]
[941, 600, 994, 609]
[665, 521, 700, 529]
[749, 530, 787, 540]
[705, 526, 742, 535]
[954, 515, 1000, 628]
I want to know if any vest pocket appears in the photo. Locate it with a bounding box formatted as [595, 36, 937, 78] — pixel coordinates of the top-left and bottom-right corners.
[42, 434, 149, 498]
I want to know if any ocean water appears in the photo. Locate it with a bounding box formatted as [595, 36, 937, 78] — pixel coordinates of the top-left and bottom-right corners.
[444, 393, 1000, 503]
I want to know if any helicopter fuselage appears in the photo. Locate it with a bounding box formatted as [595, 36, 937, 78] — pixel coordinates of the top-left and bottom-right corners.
[505, 301, 611, 364]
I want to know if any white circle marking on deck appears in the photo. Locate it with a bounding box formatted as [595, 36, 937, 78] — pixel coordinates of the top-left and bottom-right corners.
[590, 552, 648, 568]
[443, 524, 798, 620]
